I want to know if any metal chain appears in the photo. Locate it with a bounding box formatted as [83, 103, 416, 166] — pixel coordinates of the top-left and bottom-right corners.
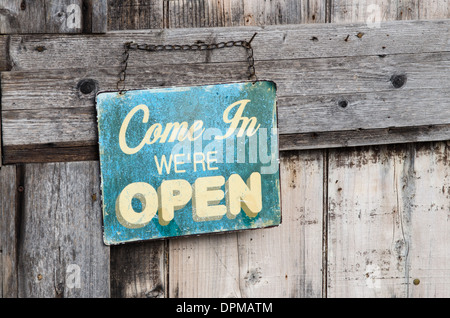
[117, 33, 258, 93]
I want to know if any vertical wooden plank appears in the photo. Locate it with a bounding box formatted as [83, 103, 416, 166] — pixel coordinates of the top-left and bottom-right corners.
[329, 143, 450, 298]
[88, 0, 108, 33]
[0, 0, 106, 34]
[165, 0, 236, 28]
[332, 0, 450, 24]
[0, 0, 46, 33]
[327, 140, 450, 296]
[327, 146, 410, 297]
[418, 0, 450, 18]
[45, 0, 84, 33]
[168, 234, 242, 298]
[242, 0, 326, 25]
[0, 36, 10, 71]
[81, 0, 108, 33]
[0, 0, 90, 34]
[332, 0, 398, 23]
[110, 242, 166, 298]
[17, 162, 109, 297]
[397, 0, 419, 20]
[108, 0, 164, 30]
[0, 165, 18, 297]
[406, 143, 450, 297]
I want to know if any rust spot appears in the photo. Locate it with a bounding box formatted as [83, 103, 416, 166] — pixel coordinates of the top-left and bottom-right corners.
[35, 46, 46, 52]
[356, 32, 364, 38]
[245, 14, 253, 25]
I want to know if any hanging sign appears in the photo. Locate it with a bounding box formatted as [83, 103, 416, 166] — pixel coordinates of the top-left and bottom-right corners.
[96, 81, 281, 245]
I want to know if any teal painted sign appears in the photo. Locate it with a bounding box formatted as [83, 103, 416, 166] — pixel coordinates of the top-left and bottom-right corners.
[96, 81, 280, 245]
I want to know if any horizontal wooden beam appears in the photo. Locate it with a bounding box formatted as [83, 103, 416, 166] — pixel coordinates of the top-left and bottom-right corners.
[1, 19, 449, 164]
[2, 19, 449, 72]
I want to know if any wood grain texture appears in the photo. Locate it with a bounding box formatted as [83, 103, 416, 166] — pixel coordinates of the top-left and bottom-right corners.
[332, 0, 398, 23]
[280, 124, 450, 150]
[108, 0, 164, 30]
[327, 145, 411, 297]
[0, 0, 107, 34]
[110, 241, 166, 298]
[89, 0, 108, 33]
[168, 150, 324, 297]
[0, 0, 83, 34]
[16, 162, 110, 297]
[82, 0, 108, 33]
[407, 142, 450, 297]
[168, 233, 242, 297]
[108, 0, 326, 30]
[418, 0, 450, 19]
[1, 47, 449, 163]
[0, 165, 18, 297]
[327, 142, 450, 297]
[242, 0, 326, 25]
[0, 35, 10, 71]
[2, 19, 448, 72]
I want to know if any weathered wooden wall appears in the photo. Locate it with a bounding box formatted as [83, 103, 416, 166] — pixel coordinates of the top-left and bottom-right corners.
[1, 0, 449, 298]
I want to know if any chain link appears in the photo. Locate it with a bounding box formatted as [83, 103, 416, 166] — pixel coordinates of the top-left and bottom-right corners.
[117, 33, 258, 93]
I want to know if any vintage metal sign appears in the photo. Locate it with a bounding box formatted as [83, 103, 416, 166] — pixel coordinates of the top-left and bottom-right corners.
[96, 81, 280, 244]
